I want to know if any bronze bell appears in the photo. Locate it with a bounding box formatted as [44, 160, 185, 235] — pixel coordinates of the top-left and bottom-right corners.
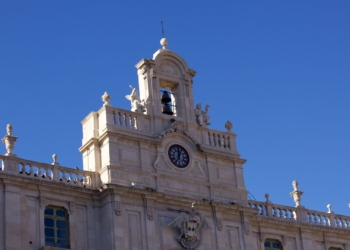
[162, 103, 174, 115]
[161, 91, 171, 103]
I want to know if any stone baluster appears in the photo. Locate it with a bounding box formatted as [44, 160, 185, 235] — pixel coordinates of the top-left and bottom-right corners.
[49, 168, 54, 180]
[66, 172, 72, 183]
[131, 115, 137, 129]
[119, 112, 125, 126]
[112, 111, 117, 125]
[125, 114, 131, 127]
[83, 174, 87, 187]
[40, 168, 45, 178]
[33, 166, 39, 177]
[208, 132, 212, 146]
[61, 171, 66, 182]
[26, 165, 32, 175]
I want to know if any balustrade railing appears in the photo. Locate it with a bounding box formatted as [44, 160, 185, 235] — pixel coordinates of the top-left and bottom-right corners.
[248, 201, 267, 216]
[207, 129, 231, 149]
[0, 155, 97, 188]
[271, 205, 296, 220]
[307, 210, 331, 226]
[334, 215, 350, 228]
[112, 109, 138, 129]
[247, 200, 350, 230]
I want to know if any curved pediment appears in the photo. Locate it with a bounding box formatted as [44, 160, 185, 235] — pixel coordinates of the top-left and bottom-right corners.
[158, 121, 201, 151]
[153, 49, 193, 77]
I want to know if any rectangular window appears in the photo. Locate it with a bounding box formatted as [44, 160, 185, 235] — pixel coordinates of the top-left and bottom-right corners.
[44, 206, 70, 249]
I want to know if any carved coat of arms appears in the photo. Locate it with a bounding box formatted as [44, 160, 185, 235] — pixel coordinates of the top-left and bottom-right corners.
[169, 204, 211, 249]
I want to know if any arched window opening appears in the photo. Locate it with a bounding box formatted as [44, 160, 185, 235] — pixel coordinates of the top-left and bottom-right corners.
[44, 206, 70, 249]
[264, 239, 283, 250]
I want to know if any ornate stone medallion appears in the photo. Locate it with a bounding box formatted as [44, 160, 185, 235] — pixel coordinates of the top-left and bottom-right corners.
[169, 204, 211, 249]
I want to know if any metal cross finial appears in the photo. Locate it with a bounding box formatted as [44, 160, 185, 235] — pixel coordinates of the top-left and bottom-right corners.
[161, 21, 165, 38]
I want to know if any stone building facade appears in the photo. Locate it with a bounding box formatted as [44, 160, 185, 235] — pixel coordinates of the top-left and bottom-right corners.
[1, 38, 350, 250]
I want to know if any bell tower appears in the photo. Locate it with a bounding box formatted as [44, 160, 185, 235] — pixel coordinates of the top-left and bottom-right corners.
[135, 38, 197, 131]
[80, 38, 247, 206]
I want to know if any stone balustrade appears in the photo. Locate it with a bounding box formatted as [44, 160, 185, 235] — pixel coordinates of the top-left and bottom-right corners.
[202, 128, 233, 149]
[307, 210, 331, 226]
[248, 201, 267, 216]
[271, 204, 296, 220]
[112, 109, 139, 129]
[248, 200, 350, 230]
[0, 155, 99, 188]
[334, 215, 350, 228]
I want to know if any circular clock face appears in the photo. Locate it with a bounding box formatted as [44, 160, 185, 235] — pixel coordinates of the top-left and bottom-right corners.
[168, 144, 190, 168]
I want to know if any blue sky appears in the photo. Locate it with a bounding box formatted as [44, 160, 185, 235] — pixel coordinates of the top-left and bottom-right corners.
[1, 1, 350, 215]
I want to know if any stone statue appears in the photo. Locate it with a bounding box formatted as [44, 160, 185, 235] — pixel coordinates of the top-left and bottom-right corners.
[292, 180, 298, 191]
[6, 124, 12, 136]
[125, 85, 146, 112]
[195, 103, 210, 127]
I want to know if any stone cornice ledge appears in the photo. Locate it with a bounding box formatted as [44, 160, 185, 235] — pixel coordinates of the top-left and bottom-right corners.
[98, 183, 254, 213]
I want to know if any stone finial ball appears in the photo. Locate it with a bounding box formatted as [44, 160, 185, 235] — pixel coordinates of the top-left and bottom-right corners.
[160, 38, 168, 48]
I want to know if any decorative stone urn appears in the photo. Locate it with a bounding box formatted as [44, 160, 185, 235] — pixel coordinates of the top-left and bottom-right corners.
[101, 91, 111, 106]
[2, 124, 18, 156]
[290, 180, 304, 207]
